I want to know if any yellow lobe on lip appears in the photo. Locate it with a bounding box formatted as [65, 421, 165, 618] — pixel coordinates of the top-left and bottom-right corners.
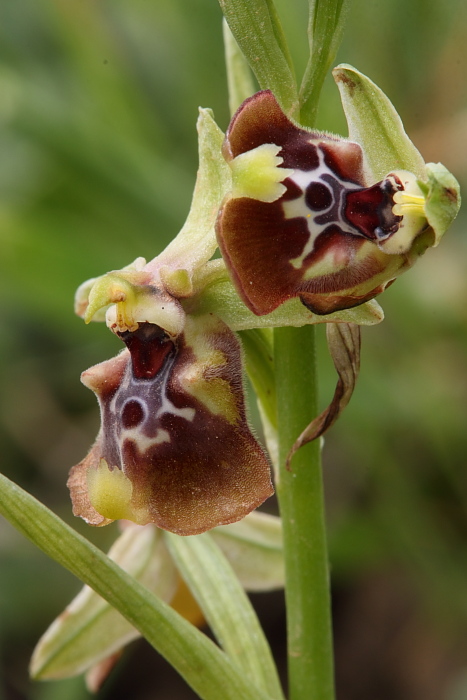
[87, 459, 148, 524]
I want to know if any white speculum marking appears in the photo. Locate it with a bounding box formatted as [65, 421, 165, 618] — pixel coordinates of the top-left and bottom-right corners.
[156, 362, 196, 422]
[108, 357, 196, 463]
[282, 145, 360, 270]
[122, 427, 171, 453]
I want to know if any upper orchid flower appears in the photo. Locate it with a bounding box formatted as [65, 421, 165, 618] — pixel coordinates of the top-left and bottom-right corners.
[216, 67, 460, 316]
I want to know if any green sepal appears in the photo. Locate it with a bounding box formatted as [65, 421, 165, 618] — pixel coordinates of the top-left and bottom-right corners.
[151, 108, 231, 292]
[219, 0, 299, 118]
[333, 64, 426, 181]
[188, 273, 385, 330]
[30, 525, 178, 680]
[165, 531, 284, 700]
[211, 511, 284, 591]
[419, 162, 461, 244]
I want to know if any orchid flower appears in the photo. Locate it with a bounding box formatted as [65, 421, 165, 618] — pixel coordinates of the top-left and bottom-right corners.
[216, 74, 460, 317]
[68, 66, 459, 539]
[69, 111, 275, 537]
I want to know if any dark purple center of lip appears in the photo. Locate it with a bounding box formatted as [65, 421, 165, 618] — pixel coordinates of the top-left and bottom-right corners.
[305, 181, 333, 211]
[122, 400, 145, 429]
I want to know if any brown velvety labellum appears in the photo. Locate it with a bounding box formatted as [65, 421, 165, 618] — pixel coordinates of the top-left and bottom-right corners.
[217, 91, 414, 316]
[69, 317, 273, 535]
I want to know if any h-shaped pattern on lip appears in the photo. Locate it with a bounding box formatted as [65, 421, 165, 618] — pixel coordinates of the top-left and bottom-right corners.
[216, 90, 435, 317]
[68, 316, 273, 536]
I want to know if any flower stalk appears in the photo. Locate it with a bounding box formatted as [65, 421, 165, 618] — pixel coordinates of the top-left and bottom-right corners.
[274, 325, 335, 700]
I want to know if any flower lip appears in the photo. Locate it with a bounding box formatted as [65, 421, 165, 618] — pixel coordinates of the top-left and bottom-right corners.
[216, 90, 453, 317]
[69, 314, 273, 535]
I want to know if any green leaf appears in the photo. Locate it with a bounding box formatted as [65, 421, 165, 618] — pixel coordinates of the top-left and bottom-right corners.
[0, 473, 271, 700]
[333, 63, 427, 181]
[223, 18, 256, 116]
[219, 0, 299, 118]
[165, 532, 284, 700]
[211, 512, 284, 591]
[31, 525, 178, 680]
[299, 0, 352, 127]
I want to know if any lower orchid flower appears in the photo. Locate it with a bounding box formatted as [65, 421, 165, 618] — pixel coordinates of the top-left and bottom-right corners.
[68, 310, 273, 535]
[69, 110, 275, 536]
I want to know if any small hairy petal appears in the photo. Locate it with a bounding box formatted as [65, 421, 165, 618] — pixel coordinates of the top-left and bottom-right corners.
[68, 316, 272, 536]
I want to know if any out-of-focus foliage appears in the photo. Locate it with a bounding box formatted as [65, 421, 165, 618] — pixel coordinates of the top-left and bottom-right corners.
[0, 0, 466, 699]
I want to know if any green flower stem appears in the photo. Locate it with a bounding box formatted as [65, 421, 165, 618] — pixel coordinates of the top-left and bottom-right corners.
[273, 325, 335, 700]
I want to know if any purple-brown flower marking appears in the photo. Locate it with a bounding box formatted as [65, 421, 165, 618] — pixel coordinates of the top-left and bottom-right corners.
[216, 91, 433, 315]
[68, 314, 272, 536]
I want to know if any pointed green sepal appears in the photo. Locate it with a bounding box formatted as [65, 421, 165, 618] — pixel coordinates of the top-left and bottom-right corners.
[189, 273, 385, 330]
[333, 64, 426, 181]
[149, 108, 231, 286]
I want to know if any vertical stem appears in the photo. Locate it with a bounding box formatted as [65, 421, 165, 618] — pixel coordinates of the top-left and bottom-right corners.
[274, 325, 335, 700]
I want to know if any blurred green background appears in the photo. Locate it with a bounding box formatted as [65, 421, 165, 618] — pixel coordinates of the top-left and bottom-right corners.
[0, 0, 466, 698]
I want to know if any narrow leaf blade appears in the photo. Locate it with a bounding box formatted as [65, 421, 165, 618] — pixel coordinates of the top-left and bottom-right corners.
[0, 473, 271, 700]
[219, 0, 298, 117]
[299, 0, 352, 126]
[31, 525, 178, 680]
[212, 512, 284, 591]
[223, 18, 256, 116]
[165, 531, 284, 700]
